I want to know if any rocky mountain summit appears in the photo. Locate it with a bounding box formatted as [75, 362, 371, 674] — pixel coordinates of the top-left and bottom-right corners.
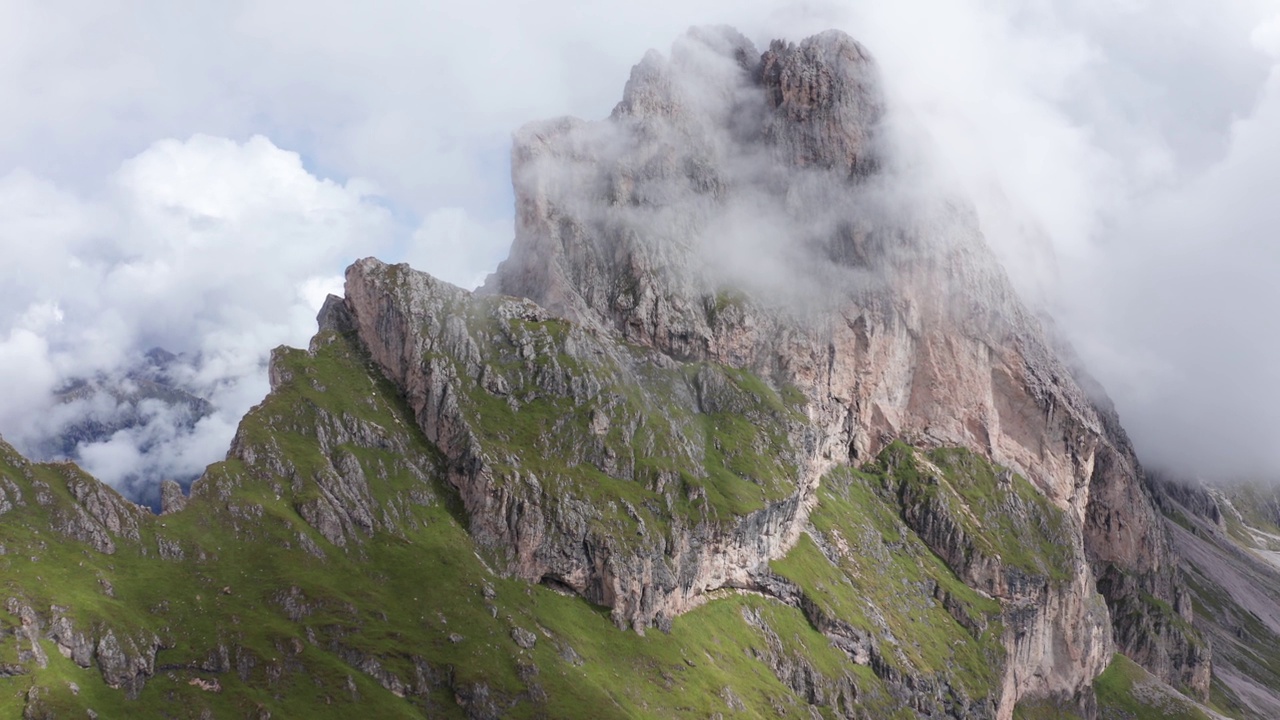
[483, 22, 1201, 706]
[0, 24, 1268, 720]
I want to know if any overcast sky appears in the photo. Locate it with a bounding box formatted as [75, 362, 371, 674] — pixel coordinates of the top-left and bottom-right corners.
[3, 0, 1280, 494]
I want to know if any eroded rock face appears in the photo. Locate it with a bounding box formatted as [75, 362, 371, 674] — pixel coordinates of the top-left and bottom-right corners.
[343, 261, 816, 631]
[342, 25, 1203, 712]
[487, 26, 1119, 523]
[485, 23, 1197, 695]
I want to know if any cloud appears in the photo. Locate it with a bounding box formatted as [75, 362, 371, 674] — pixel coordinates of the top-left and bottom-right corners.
[1061, 57, 1280, 478]
[847, 0, 1280, 480]
[0, 134, 397, 499]
[0, 328, 58, 426]
[808, 0, 1280, 481]
[3, 0, 1280, 486]
[403, 208, 511, 290]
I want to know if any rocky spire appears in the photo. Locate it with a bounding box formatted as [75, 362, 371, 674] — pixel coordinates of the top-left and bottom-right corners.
[759, 30, 884, 177]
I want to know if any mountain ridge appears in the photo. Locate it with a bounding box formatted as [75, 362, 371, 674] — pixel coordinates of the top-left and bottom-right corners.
[0, 24, 1272, 720]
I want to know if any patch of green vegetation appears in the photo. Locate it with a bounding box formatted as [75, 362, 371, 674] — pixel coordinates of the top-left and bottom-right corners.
[1219, 484, 1280, 538]
[771, 461, 1007, 702]
[704, 289, 748, 327]
[779, 383, 809, 411]
[444, 306, 805, 546]
[882, 443, 1076, 584]
[1094, 654, 1213, 720]
[771, 533, 869, 629]
[768, 441, 1087, 708]
[1222, 510, 1258, 549]
[0, 272, 1165, 718]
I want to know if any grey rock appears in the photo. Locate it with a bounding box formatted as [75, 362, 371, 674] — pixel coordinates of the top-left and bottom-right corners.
[159, 479, 188, 515]
[48, 613, 93, 668]
[510, 627, 537, 649]
[94, 629, 158, 699]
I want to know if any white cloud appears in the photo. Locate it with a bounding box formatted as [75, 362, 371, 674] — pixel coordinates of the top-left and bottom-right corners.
[0, 134, 398, 497]
[403, 208, 511, 290]
[0, 329, 58, 432]
[1062, 59, 1280, 478]
[3, 0, 1280, 487]
[1252, 13, 1280, 57]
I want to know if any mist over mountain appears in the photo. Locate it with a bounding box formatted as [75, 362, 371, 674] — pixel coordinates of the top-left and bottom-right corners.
[0, 19, 1278, 720]
[6, 2, 1280, 496]
[21, 348, 215, 509]
[0, 135, 395, 499]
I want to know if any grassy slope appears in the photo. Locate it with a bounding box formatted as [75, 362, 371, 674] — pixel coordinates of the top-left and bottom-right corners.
[448, 297, 809, 540]
[773, 464, 1006, 701]
[769, 443, 1077, 708]
[0, 330, 898, 718]
[1093, 654, 1215, 720]
[0, 321, 1195, 718]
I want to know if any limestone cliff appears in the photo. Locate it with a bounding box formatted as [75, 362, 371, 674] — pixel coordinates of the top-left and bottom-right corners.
[488, 24, 1200, 698]
[336, 26, 1204, 715]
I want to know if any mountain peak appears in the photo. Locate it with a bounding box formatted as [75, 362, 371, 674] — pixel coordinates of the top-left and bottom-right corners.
[488, 28, 893, 345]
[759, 29, 883, 176]
[481, 28, 1205, 704]
[0, 23, 1269, 720]
[607, 26, 884, 174]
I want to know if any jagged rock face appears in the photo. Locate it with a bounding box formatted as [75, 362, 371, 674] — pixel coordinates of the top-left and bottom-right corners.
[338, 247, 1117, 713]
[759, 33, 884, 177]
[342, 261, 815, 631]
[490, 26, 1112, 518]
[479, 25, 1203, 704]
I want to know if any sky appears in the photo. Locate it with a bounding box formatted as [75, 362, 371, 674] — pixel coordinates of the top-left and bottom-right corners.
[2, 0, 1280, 496]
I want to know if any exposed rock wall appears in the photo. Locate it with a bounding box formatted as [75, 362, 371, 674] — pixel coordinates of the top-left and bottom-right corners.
[489, 27, 1155, 542]
[479, 24, 1203, 704]
[344, 250, 1121, 716]
[343, 260, 817, 631]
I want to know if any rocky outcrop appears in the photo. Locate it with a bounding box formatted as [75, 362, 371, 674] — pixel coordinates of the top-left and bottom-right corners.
[294, 23, 1213, 712]
[482, 24, 1201, 705]
[160, 479, 188, 515]
[3, 600, 160, 700]
[737, 602, 864, 712]
[340, 249, 1121, 716]
[93, 628, 161, 698]
[885, 449, 1113, 713]
[0, 444, 148, 557]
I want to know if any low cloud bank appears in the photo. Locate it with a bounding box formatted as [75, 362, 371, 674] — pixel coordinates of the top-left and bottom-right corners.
[0, 135, 395, 502]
